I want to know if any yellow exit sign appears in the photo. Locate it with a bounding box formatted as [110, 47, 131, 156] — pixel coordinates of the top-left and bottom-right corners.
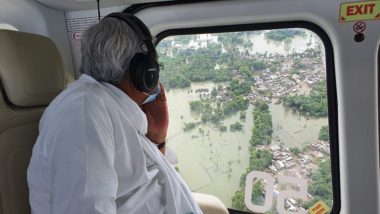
[309, 201, 330, 214]
[340, 1, 380, 22]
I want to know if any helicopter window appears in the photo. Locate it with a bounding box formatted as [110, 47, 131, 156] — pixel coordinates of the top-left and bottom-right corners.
[157, 28, 335, 213]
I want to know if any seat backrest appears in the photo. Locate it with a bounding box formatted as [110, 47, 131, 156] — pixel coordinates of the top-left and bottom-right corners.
[0, 30, 66, 214]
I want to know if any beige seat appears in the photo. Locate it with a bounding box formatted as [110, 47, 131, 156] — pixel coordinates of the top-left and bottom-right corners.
[193, 193, 230, 214]
[0, 29, 227, 214]
[0, 30, 66, 214]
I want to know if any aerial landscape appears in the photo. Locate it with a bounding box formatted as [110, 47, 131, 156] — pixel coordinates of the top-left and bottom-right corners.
[157, 29, 332, 213]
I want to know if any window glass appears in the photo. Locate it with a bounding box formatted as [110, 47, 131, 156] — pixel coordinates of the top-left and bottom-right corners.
[157, 28, 333, 213]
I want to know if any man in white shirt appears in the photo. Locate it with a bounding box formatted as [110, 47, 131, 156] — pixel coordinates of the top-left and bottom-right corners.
[27, 13, 202, 214]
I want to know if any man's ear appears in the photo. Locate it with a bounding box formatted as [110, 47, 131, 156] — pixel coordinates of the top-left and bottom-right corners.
[115, 78, 147, 105]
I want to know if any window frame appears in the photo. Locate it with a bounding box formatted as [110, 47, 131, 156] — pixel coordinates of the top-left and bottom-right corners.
[153, 19, 340, 214]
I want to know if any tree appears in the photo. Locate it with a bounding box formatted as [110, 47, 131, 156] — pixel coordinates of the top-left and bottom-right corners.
[251, 61, 267, 71]
[230, 122, 243, 132]
[168, 75, 191, 88]
[220, 125, 227, 132]
[282, 81, 328, 117]
[232, 149, 272, 211]
[173, 35, 193, 44]
[240, 111, 247, 120]
[211, 87, 218, 97]
[290, 147, 301, 156]
[250, 149, 272, 171]
[250, 101, 273, 146]
[231, 190, 247, 211]
[251, 181, 265, 205]
[183, 122, 197, 131]
[304, 160, 333, 208]
[265, 29, 306, 41]
[189, 100, 203, 112]
[223, 96, 249, 115]
[228, 79, 252, 97]
[319, 126, 329, 141]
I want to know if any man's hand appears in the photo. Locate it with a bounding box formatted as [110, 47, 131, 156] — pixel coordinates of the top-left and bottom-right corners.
[142, 83, 169, 147]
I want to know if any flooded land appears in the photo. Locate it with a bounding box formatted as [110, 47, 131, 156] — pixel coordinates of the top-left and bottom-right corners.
[158, 29, 332, 212]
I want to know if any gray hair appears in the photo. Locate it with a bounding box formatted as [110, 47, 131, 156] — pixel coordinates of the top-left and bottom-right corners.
[79, 17, 140, 83]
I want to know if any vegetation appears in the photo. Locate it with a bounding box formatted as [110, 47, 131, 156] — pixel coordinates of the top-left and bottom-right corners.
[251, 61, 267, 70]
[158, 31, 331, 213]
[240, 111, 246, 120]
[303, 160, 333, 209]
[265, 29, 306, 41]
[293, 58, 306, 70]
[183, 122, 198, 131]
[223, 96, 249, 115]
[220, 125, 227, 132]
[249, 149, 273, 172]
[231, 190, 247, 211]
[168, 74, 191, 88]
[227, 80, 252, 97]
[218, 32, 244, 45]
[232, 149, 272, 210]
[189, 92, 249, 127]
[268, 58, 284, 73]
[230, 122, 243, 132]
[174, 166, 180, 172]
[173, 35, 193, 44]
[158, 43, 231, 89]
[232, 102, 273, 210]
[189, 100, 204, 113]
[290, 147, 301, 156]
[319, 126, 329, 141]
[157, 35, 259, 90]
[250, 101, 273, 146]
[231, 181, 266, 212]
[214, 68, 233, 82]
[211, 87, 218, 97]
[282, 81, 328, 117]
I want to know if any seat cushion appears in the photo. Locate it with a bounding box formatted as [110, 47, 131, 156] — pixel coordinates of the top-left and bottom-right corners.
[0, 30, 65, 107]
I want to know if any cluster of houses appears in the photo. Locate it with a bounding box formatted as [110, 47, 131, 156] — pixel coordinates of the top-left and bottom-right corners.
[256, 140, 330, 212]
[259, 140, 330, 180]
[246, 53, 326, 104]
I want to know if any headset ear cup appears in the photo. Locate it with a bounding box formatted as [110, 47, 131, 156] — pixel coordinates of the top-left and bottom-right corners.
[129, 53, 145, 92]
[144, 58, 159, 89]
[129, 53, 159, 92]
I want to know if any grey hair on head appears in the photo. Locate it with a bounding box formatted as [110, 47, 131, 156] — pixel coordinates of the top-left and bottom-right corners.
[79, 17, 140, 83]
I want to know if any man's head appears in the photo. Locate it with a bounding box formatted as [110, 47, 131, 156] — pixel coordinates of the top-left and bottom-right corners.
[80, 17, 139, 84]
[79, 14, 160, 105]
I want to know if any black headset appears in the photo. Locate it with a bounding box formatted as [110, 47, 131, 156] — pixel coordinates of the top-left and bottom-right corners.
[104, 13, 159, 93]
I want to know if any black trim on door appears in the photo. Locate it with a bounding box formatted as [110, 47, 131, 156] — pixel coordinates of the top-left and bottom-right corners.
[124, 0, 226, 14]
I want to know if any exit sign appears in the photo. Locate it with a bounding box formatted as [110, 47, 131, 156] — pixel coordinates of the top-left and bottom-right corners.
[340, 1, 380, 22]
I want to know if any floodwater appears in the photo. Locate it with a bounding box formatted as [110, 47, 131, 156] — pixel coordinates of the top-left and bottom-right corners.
[201, 29, 321, 56]
[244, 30, 320, 55]
[166, 82, 327, 207]
[162, 29, 327, 207]
[166, 82, 253, 207]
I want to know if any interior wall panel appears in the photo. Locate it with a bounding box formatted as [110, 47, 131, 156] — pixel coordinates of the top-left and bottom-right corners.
[0, 0, 74, 74]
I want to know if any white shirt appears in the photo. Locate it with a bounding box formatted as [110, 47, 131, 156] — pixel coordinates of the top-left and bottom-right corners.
[27, 74, 202, 214]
